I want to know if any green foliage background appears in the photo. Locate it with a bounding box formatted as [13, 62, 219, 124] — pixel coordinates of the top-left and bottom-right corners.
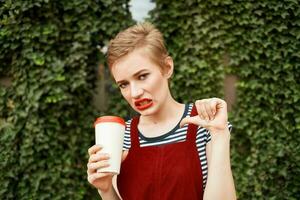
[0, 0, 132, 199]
[1, 0, 300, 199]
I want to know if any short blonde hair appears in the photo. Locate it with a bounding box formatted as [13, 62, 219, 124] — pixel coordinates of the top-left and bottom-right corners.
[107, 22, 169, 71]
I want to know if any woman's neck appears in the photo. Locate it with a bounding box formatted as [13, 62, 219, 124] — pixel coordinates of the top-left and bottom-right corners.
[139, 95, 184, 126]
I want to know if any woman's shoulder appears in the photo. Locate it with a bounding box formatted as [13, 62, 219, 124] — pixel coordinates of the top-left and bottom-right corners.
[125, 118, 132, 131]
[183, 103, 194, 118]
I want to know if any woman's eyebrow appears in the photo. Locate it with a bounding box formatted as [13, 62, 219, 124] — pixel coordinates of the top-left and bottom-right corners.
[116, 80, 126, 85]
[132, 69, 148, 77]
[116, 69, 149, 84]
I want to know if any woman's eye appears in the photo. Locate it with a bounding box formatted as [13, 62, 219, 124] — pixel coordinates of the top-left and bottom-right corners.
[119, 83, 128, 89]
[139, 73, 149, 80]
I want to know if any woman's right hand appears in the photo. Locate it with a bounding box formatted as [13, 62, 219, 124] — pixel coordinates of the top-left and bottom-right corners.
[87, 145, 113, 192]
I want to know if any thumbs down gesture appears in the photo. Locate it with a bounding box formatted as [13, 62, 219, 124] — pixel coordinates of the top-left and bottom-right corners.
[180, 98, 229, 133]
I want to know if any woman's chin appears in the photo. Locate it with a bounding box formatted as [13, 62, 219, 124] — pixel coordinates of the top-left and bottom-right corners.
[135, 106, 157, 116]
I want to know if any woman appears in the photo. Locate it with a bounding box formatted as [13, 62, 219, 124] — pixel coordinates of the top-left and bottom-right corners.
[87, 22, 236, 200]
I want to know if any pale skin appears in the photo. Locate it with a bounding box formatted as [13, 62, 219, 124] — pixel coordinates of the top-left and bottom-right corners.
[87, 48, 236, 200]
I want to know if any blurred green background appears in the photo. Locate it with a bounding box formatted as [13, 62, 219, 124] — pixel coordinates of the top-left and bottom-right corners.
[1, 0, 299, 199]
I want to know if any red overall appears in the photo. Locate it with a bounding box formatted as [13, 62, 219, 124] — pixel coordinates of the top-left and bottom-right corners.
[117, 106, 203, 200]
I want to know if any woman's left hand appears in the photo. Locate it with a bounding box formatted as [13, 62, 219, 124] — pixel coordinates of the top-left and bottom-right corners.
[180, 98, 228, 133]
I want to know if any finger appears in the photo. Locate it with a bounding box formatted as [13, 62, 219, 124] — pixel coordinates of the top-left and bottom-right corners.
[88, 172, 113, 184]
[121, 151, 128, 162]
[87, 161, 110, 173]
[89, 153, 110, 163]
[88, 145, 103, 156]
[195, 100, 205, 120]
[213, 97, 226, 110]
[180, 116, 208, 128]
[210, 99, 217, 117]
[199, 101, 209, 121]
[204, 100, 214, 120]
[210, 99, 217, 116]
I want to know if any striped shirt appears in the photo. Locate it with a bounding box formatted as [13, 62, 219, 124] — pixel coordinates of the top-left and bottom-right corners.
[123, 103, 232, 188]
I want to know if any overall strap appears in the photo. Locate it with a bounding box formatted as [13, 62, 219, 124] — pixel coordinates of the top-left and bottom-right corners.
[186, 105, 199, 142]
[130, 116, 141, 149]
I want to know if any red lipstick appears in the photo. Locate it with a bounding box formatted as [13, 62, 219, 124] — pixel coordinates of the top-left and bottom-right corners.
[134, 98, 153, 111]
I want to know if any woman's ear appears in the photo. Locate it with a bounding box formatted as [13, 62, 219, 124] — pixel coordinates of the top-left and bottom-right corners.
[164, 56, 174, 79]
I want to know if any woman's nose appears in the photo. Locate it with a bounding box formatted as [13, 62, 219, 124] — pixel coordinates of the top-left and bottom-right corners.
[130, 84, 143, 98]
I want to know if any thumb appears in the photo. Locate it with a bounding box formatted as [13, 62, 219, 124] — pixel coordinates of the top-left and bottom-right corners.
[179, 116, 207, 128]
[121, 150, 128, 162]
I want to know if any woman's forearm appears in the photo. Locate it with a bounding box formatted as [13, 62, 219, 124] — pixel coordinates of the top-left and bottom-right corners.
[204, 129, 236, 200]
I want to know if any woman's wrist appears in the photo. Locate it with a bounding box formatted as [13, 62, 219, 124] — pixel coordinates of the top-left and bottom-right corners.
[98, 184, 113, 195]
[209, 128, 231, 142]
[98, 185, 119, 200]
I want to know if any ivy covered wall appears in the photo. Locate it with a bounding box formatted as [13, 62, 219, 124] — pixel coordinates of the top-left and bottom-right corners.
[0, 0, 132, 199]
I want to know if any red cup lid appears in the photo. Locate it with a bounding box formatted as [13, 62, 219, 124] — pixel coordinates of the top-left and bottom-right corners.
[94, 116, 125, 127]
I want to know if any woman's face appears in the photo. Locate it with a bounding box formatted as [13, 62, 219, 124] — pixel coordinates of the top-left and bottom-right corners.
[111, 48, 173, 116]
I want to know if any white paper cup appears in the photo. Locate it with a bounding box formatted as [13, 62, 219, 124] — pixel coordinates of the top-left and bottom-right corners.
[94, 116, 125, 175]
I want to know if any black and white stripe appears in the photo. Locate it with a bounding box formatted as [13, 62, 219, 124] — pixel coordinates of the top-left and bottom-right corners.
[122, 103, 232, 189]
